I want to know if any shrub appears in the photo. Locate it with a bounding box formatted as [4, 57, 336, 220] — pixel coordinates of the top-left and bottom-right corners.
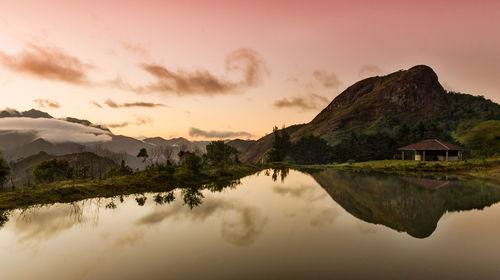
[33, 159, 73, 183]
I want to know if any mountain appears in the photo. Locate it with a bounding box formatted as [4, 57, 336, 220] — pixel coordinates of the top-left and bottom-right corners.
[0, 109, 53, 119]
[143, 137, 210, 153]
[241, 65, 500, 162]
[0, 130, 38, 151]
[3, 138, 86, 160]
[63, 117, 111, 132]
[299, 65, 447, 139]
[226, 139, 256, 153]
[8, 151, 118, 187]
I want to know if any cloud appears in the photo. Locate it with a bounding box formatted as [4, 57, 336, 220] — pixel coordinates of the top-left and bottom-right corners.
[273, 93, 330, 110]
[104, 99, 165, 108]
[313, 70, 342, 89]
[12, 204, 86, 242]
[359, 64, 383, 78]
[136, 196, 267, 247]
[225, 48, 269, 87]
[0, 43, 93, 85]
[105, 115, 153, 128]
[111, 48, 268, 96]
[0, 117, 111, 143]
[189, 127, 252, 139]
[91, 101, 103, 108]
[33, 99, 60, 109]
[119, 41, 150, 59]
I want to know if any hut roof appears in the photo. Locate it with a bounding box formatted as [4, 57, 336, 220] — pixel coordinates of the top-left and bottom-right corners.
[398, 139, 463, 151]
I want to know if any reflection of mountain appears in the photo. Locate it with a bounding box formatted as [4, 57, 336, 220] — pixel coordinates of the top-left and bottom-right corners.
[310, 169, 500, 238]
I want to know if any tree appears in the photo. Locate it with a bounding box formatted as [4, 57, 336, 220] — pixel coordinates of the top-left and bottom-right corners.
[206, 140, 239, 167]
[459, 120, 500, 157]
[180, 152, 202, 175]
[33, 159, 74, 183]
[106, 160, 134, 178]
[290, 135, 332, 164]
[137, 148, 149, 164]
[0, 157, 10, 187]
[330, 132, 397, 163]
[267, 126, 291, 162]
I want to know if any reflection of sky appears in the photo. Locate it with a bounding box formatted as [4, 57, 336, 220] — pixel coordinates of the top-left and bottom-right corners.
[0, 170, 499, 279]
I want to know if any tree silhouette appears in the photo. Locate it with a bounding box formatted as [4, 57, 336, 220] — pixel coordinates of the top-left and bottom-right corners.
[0, 157, 10, 187]
[267, 126, 291, 162]
[206, 140, 239, 167]
[290, 135, 332, 164]
[137, 148, 149, 163]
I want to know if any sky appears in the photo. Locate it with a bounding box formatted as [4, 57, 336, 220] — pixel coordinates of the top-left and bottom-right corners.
[0, 0, 499, 140]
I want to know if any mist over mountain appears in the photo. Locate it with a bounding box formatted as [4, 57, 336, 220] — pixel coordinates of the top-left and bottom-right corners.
[0, 109, 254, 169]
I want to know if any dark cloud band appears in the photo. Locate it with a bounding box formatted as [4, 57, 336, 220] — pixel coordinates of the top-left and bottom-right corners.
[189, 127, 252, 139]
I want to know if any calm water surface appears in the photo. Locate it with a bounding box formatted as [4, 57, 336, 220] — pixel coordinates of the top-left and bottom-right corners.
[1, 169, 500, 279]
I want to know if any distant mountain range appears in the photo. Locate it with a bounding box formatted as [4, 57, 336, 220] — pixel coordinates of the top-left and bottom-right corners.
[241, 65, 500, 162]
[0, 109, 254, 169]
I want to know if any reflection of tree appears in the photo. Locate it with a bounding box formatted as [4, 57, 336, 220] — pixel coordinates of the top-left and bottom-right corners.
[182, 187, 204, 209]
[154, 192, 176, 205]
[105, 201, 117, 209]
[270, 168, 289, 182]
[206, 179, 240, 192]
[135, 196, 147, 206]
[0, 211, 9, 228]
[311, 169, 500, 238]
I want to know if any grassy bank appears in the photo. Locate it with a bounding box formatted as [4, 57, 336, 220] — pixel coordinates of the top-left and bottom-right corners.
[2, 159, 499, 213]
[293, 158, 500, 184]
[0, 163, 264, 211]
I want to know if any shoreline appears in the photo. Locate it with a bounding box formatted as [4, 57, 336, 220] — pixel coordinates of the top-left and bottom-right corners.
[1, 159, 500, 213]
[291, 158, 500, 184]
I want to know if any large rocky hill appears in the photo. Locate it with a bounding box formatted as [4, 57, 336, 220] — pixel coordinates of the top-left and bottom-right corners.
[241, 65, 500, 162]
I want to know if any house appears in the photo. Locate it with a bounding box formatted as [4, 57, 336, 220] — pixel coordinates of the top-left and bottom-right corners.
[398, 139, 463, 161]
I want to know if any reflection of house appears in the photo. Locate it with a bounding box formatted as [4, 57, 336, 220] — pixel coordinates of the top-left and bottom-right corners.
[399, 139, 463, 161]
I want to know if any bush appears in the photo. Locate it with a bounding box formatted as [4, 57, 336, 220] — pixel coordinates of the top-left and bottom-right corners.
[181, 152, 202, 176]
[33, 159, 74, 183]
[106, 160, 134, 178]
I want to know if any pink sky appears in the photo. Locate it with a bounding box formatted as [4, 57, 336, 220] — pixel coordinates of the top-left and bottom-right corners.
[1, 0, 499, 139]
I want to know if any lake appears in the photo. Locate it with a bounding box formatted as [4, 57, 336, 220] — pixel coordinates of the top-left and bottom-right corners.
[1, 168, 500, 279]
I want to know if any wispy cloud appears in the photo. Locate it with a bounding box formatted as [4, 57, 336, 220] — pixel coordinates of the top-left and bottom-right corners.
[225, 48, 269, 87]
[120, 41, 150, 59]
[103, 99, 165, 108]
[105, 115, 153, 128]
[0, 43, 93, 85]
[91, 101, 103, 108]
[313, 70, 341, 89]
[33, 99, 60, 109]
[189, 127, 252, 139]
[359, 64, 383, 78]
[111, 48, 268, 96]
[273, 93, 329, 110]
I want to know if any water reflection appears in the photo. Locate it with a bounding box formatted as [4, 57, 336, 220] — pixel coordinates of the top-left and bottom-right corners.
[265, 167, 290, 182]
[309, 169, 500, 238]
[0, 169, 499, 241]
[1, 169, 500, 279]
